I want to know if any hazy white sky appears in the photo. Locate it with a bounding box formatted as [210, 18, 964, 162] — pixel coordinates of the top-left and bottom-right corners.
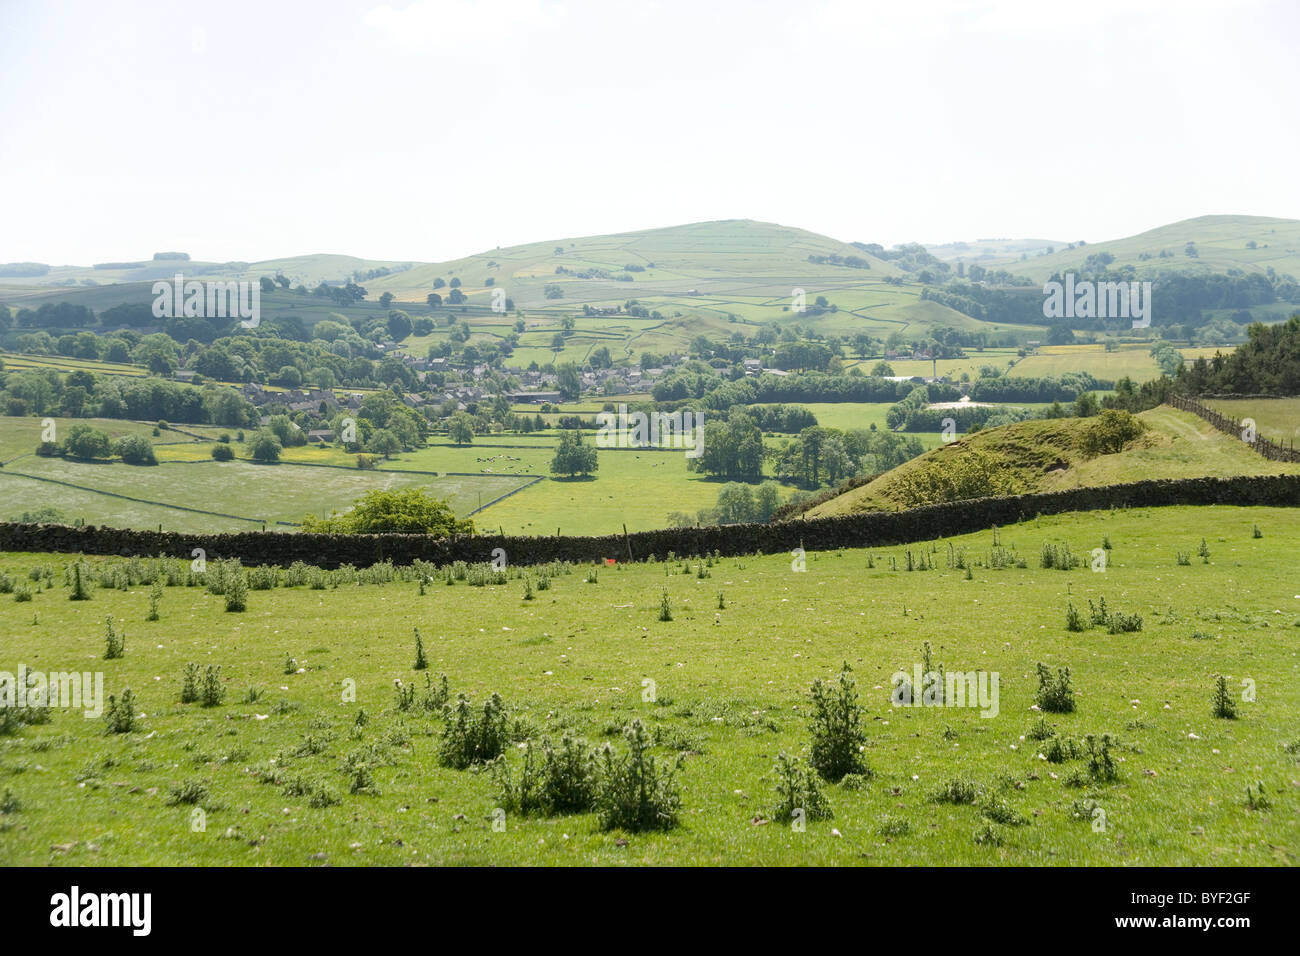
[2, 0, 1296, 265]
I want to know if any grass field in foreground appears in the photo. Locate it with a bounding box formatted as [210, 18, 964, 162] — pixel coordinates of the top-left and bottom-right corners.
[0, 503, 1296, 866]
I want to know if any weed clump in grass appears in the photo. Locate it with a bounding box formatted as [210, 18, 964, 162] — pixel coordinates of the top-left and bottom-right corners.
[69, 562, 90, 601]
[103, 689, 137, 734]
[877, 816, 910, 837]
[200, 665, 225, 708]
[412, 627, 428, 671]
[980, 797, 1027, 826]
[1083, 733, 1119, 782]
[147, 580, 162, 621]
[1198, 538, 1211, 564]
[594, 719, 681, 832]
[1035, 663, 1076, 714]
[224, 570, 247, 613]
[1027, 717, 1056, 741]
[166, 779, 208, 806]
[1245, 781, 1270, 811]
[772, 752, 832, 823]
[658, 589, 672, 622]
[1043, 736, 1082, 763]
[930, 777, 981, 805]
[103, 616, 124, 660]
[973, 823, 1005, 846]
[808, 663, 868, 782]
[1211, 675, 1237, 719]
[492, 735, 597, 816]
[180, 663, 200, 704]
[439, 692, 509, 769]
[1065, 602, 1085, 632]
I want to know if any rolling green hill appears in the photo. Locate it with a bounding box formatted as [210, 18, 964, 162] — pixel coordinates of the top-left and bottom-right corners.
[805, 406, 1300, 517]
[993, 215, 1300, 284]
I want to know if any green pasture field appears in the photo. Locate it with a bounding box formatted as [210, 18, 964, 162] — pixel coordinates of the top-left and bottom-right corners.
[1202, 398, 1300, 444]
[1, 456, 520, 531]
[0, 503, 1295, 865]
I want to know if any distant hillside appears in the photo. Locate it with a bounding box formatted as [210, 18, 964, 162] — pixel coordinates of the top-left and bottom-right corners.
[362, 218, 902, 304]
[0, 254, 417, 290]
[804, 406, 1300, 517]
[994, 215, 1300, 283]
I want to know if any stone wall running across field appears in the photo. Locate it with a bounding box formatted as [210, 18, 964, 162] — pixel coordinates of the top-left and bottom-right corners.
[1, 474, 1297, 569]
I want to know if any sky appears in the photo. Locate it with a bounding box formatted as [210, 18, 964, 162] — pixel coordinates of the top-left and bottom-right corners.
[1, 0, 1297, 266]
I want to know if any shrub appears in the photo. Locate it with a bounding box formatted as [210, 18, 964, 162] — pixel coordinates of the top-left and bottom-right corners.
[146, 580, 162, 620]
[593, 719, 681, 832]
[772, 752, 832, 823]
[1035, 663, 1075, 713]
[808, 663, 868, 782]
[1212, 675, 1236, 719]
[211, 444, 235, 461]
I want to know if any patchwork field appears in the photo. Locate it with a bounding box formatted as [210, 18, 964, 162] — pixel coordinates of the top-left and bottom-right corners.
[0, 504, 1296, 865]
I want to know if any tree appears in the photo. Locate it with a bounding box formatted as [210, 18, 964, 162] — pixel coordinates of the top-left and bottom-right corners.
[550, 430, 598, 477]
[870, 361, 894, 377]
[367, 428, 402, 458]
[61, 424, 113, 460]
[387, 310, 413, 340]
[426, 292, 442, 308]
[448, 411, 475, 445]
[248, 431, 283, 463]
[114, 434, 157, 465]
[556, 362, 582, 400]
[1078, 409, 1145, 457]
[379, 291, 395, 309]
[303, 488, 473, 535]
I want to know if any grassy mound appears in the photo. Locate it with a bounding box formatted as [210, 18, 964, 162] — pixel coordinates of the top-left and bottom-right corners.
[806, 406, 1300, 516]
